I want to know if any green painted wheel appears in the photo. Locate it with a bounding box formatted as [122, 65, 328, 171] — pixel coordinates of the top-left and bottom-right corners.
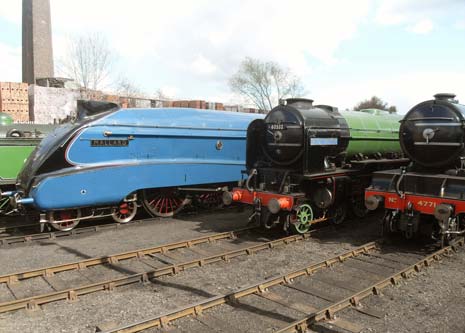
[293, 204, 313, 234]
[0, 196, 10, 214]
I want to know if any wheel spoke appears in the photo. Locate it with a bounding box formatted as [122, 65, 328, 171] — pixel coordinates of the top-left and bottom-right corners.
[142, 189, 188, 217]
[50, 209, 81, 231]
[153, 197, 161, 209]
[158, 198, 163, 214]
[112, 200, 137, 224]
[293, 204, 313, 234]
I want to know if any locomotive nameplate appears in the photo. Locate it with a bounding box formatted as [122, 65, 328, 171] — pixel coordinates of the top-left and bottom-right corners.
[310, 138, 338, 146]
[91, 139, 129, 147]
[267, 123, 286, 130]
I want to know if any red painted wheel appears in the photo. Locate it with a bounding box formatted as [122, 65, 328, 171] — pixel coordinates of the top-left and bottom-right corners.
[112, 201, 138, 223]
[48, 209, 81, 231]
[142, 188, 189, 217]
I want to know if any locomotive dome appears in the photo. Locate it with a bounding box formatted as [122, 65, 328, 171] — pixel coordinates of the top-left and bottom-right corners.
[400, 93, 465, 169]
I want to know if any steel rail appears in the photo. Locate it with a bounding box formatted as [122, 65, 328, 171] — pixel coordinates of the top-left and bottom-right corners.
[0, 217, 161, 246]
[277, 237, 465, 333]
[0, 206, 240, 246]
[98, 242, 378, 333]
[0, 229, 315, 314]
[0, 227, 255, 285]
[0, 218, 150, 245]
[0, 221, 37, 233]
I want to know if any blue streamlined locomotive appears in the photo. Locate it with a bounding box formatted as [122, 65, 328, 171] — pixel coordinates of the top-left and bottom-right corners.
[5, 101, 263, 231]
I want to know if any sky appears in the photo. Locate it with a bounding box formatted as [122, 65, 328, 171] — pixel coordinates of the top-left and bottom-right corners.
[0, 0, 464, 113]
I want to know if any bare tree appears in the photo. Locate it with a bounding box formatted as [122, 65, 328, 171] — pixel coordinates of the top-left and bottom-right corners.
[229, 57, 305, 112]
[354, 96, 397, 113]
[153, 89, 171, 101]
[114, 77, 144, 98]
[58, 33, 113, 90]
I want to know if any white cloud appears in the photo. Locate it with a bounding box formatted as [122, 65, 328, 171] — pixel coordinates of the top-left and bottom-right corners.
[455, 20, 465, 30]
[190, 54, 217, 76]
[0, 0, 370, 98]
[314, 70, 465, 114]
[375, 0, 408, 25]
[0, 42, 21, 82]
[0, 0, 21, 24]
[375, 0, 465, 27]
[408, 19, 433, 34]
[45, 0, 370, 85]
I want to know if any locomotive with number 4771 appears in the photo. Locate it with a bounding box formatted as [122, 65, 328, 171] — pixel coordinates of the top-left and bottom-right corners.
[223, 98, 408, 233]
[365, 93, 465, 246]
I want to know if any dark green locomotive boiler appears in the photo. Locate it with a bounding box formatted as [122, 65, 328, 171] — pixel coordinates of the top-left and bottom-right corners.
[224, 98, 406, 232]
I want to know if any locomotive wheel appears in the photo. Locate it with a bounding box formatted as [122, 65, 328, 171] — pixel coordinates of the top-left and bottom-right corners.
[332, 204, 347, 225]
[112, 201, 138, 223]
[142, 188, 190, 217]
[6, 129, 25, 138]
[49, 209, 81, 231]
[292, 204, 313, 234]
[351, 196, 368, 218]
[260, 208, 281, 229]
[382, 211, 396, 238]
[439, 217, 459, 248]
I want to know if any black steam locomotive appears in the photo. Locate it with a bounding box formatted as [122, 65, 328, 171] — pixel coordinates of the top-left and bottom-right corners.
[365, 93, 465, 246]
[224, 98, 406, 233]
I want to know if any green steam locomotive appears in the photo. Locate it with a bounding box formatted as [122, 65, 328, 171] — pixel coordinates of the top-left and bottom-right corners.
[0, 112, 55, 212]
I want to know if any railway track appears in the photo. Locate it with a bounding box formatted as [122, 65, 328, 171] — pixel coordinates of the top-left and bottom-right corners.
[93, 237, 464, 333]
[0, 212, 40, 233]
[0, 217, 160, 246]
[0, 205, 242, 246]
[0, 226, 316, 314]
[0, 221, 37, 234]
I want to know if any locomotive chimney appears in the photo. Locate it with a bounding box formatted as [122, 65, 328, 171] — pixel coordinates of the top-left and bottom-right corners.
[434, 93, 457, 102]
